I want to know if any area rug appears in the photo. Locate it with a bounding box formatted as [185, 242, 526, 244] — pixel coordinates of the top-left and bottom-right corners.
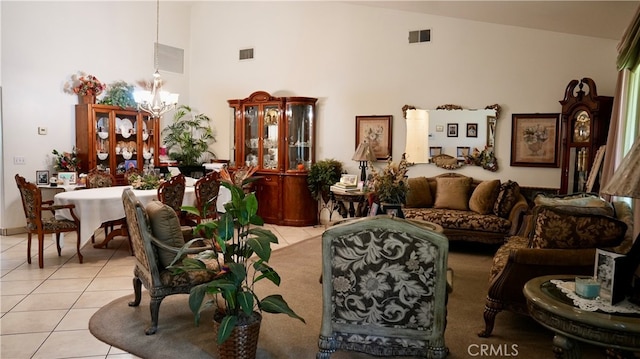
[89, 237, 607, 358]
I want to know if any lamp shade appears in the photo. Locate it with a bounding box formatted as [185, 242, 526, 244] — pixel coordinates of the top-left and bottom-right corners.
[352, 142, 375, 162]
[405, 109, 429, 163]
[601, 136, 640, 198]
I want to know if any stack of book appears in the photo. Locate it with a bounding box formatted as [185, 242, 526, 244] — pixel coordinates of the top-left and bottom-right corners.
[330, 182, 359, 193]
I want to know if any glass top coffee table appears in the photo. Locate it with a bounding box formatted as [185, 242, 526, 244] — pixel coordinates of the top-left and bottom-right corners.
[524, 275, 640, 358]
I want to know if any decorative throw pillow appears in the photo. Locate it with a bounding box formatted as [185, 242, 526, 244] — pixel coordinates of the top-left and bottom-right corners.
[405, 177, 433, 208]
[533, 193, 614, 216]
[529, 205, 627, 249]
[433, 176, 472, 210]
[493, 180, 521, 218]
[469, 179, 501, 215]
[146, 200, 185, 268]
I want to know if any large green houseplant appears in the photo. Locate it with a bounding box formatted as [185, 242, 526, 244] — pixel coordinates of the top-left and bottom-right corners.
[307, 158, 344, 202]
[170, 170, 304, 350]
[162, 105, 216, 167]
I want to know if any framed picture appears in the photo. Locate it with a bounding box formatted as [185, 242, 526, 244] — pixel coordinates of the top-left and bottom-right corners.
[340, 174, 358, 186]
[466, 123, 478, 138]
[456, 147, 470, 158]
[57, 172, 77, 185]
[356, 115, 393, 160]
[125, 160, 138, 170]
[447, 123, 458, 137]
[429, 146, 442, 157]
[382, 203, 405, 218]
[595, 249, 628, 305]
[510, 113, 560, 168]
[36, 170, 49, 185]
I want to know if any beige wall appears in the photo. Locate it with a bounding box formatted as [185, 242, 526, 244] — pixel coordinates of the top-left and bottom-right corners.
[0, 1, 622, 230]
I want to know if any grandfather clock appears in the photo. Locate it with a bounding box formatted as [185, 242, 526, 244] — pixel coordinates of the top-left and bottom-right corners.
[559, 78, 613, 194]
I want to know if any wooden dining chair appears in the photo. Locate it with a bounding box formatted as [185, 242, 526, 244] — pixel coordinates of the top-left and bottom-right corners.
[193, 171, 221, 223]
[84, 168, 123, 244]
[15, 174, 82, 268]
[157, 174, 194, 226]
[124, 167, 143, 185]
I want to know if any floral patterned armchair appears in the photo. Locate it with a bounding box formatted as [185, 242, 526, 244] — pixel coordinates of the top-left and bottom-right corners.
[317, 216, 449, 358]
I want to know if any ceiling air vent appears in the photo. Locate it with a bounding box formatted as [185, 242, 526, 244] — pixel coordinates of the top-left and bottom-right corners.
[409, 29, 431, 44]
[239, 48, 254, 60]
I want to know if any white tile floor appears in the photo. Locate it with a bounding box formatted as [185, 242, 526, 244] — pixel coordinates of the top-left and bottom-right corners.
[0, 223, 325, 359]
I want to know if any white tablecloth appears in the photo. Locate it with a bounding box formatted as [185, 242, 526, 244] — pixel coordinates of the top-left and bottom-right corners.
[54, 186, 195, 246]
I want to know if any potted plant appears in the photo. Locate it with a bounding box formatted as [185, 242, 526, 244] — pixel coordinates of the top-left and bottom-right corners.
[369, 155, 409, 212]
[307, 158, 344, 202]
[170, 170, 304, 357]
[161, 105, 216, 175]
[99, 81, 137, 109]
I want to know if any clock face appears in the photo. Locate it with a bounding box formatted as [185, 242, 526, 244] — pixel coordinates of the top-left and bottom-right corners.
[573, 110, 590, 142]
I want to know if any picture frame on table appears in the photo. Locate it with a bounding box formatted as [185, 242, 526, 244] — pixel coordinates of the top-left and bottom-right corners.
[447, 123, 458, 137]
[594, 248, 627, 305]
[510, 113, 561, 168]
[456, 147, 470, 158]
[355, 115, 393, 160]
[36, 170, 49, 185]
[382, 203, 404, 218]
[340, 174, 358, 186]
[57, 172, 77, 185]
[429, 147, 442, 157]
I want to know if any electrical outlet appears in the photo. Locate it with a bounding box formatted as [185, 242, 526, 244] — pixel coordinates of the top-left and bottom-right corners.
[38, 127, 47, 135]
[13, 156, 26, 165]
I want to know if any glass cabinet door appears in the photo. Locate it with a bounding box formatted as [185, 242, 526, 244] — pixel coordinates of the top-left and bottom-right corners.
[286, 103, 314, 171]
[244, 105, 259, 167]
[141, 114, 155, 171]
[262, 106, 280, 170]
[95, 111, 111, 172]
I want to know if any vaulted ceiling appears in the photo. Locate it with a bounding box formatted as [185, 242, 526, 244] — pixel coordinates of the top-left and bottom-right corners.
[349, 1, 639, 40]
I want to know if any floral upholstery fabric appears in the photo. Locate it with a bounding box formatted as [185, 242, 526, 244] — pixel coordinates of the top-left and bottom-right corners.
[158, 174, 186, 213]
[86, 171, 114, 188]
[319, 220, 449, 358]
[528, 205, 627, 249]
[488, 236, 529, 282]
[493, 180, 521, 218]
[403, 208, 511, 234]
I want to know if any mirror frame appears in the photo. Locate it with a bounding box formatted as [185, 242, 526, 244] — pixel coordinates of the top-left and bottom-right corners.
[402, 104, 501, 171]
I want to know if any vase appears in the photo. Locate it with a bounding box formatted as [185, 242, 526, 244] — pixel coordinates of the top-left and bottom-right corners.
[213, 312, 262, 359]
[78, 94, 96, 104]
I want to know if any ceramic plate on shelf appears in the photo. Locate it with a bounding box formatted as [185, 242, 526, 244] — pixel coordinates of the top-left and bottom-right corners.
[115, 117, 123, 133]
[97, 117, 108, 132]
[119, 119, 133, 135]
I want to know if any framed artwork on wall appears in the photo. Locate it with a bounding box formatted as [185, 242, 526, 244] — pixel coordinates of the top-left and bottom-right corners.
[355, 115, 392, 160]
[510, 113, 561, 167]
[447, 123, 458, 137]
[36, 170, 49, 185]
[466, 123, 478, 137]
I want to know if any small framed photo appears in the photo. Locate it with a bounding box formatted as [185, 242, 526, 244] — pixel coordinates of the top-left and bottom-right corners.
[57, 172, 77, 184]
[382, 203, 404, 218]
[429, 146, 442, 157]
[447, 123, 458, 137]
[467, 123, 478, 137]
[340, 174, 358, 186]
[36, 170, 49, 185]
[595, 248, 627, 305]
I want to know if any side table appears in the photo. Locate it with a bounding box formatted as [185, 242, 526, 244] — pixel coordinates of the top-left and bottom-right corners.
[524, 275, 640, 359]
[329, 190, 368, 219]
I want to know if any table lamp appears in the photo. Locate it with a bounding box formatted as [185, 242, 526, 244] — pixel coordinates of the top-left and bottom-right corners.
[352, 142, 375, 182]
[601, 136, 640, 303]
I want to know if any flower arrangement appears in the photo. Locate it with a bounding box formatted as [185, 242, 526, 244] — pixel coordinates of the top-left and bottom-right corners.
[466, 146, 499, 172]
[170, 171, 304, 345]
[64, 71, 105, 96]
[127, 172, 168, 190]
[523, 125, 548, 144]
[52, 148, 80, 172]
[369, 156, 409, 204]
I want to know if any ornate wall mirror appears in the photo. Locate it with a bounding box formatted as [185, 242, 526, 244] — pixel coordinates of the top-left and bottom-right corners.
[403, 104, 500, 171]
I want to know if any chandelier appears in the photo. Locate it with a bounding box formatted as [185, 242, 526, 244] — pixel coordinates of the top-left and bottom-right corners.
[134, 0, 179, 118]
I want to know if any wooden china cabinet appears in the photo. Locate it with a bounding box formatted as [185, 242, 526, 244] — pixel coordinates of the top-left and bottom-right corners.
[228, 91, 318, 226]
[559, 78, 613, 194]
[75, 104, 160, 185]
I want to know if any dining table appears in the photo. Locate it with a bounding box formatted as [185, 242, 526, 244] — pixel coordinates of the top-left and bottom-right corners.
[54, 185, 196, 249]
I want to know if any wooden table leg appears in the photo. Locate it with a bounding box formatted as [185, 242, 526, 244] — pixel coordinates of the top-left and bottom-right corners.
[94, 226, 128, 249]
[553, 334, 581, 359]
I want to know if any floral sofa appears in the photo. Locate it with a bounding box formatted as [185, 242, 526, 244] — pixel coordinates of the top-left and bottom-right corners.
[479, 193, 635, 337]
[402, 173, 528, 245]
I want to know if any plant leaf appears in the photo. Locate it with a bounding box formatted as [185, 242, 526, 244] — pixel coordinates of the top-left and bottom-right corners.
[237, 290, 254, 316]
[217, 315, 238, 344]
[259, 295, 305, 323]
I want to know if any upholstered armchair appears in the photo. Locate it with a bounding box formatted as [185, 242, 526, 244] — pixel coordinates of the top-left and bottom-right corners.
[318, 216, 449, 358]
[122, 188, 216, 335]
[479, 196, 636, 338]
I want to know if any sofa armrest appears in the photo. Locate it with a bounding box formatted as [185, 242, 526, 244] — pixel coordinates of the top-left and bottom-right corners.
[506, 195, 528, 236]
[509, 247, 596, 266]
